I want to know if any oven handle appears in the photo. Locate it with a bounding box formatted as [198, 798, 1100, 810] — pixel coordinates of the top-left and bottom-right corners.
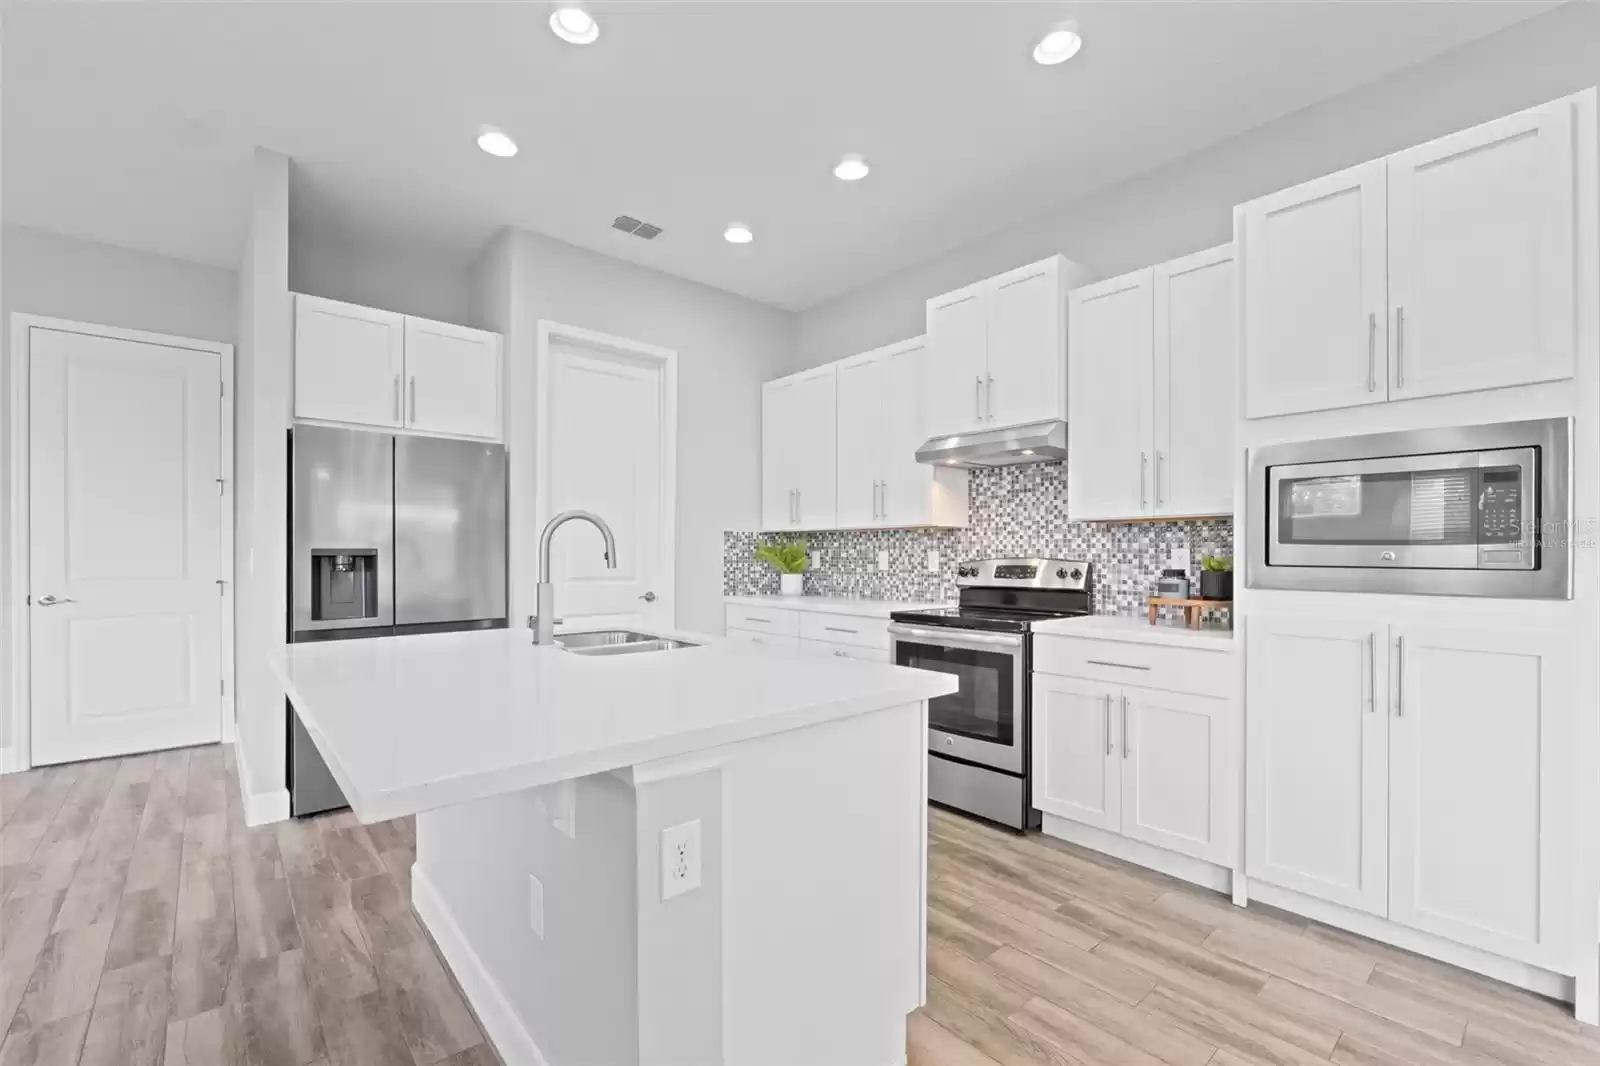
[887, 624, 1024, 649]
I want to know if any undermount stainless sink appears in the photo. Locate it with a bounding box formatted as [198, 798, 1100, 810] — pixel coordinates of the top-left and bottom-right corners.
[555, 629, 699, 656]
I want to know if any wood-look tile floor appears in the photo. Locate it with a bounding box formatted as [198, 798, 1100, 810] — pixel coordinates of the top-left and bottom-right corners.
[913, 806, 1600, 1066]
[0, 745, 497, 1066]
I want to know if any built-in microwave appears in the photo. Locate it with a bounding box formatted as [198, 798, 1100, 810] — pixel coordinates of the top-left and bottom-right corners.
[1247, 417, 1572, 599]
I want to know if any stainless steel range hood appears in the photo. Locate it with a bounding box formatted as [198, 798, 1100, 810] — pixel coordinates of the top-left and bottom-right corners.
[915, 419, 1067, 468]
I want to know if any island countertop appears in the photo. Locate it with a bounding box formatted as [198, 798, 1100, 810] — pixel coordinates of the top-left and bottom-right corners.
[275, 628, 957, 822]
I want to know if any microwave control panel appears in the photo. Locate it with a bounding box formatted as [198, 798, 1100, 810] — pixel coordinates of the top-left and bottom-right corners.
[1479, 468, 1523, 544]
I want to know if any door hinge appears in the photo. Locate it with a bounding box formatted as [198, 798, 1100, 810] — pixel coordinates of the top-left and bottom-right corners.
[216, 478, 226, 495]
[219, 380, 225, 398]
[216, 579, 227, 596]
[220, 679, 226, 695]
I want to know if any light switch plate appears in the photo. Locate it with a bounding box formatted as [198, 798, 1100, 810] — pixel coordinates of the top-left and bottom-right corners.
[661, 819, 702, 901]
[877, 550, 889, 572]
[1169, 546, 1191, 572]
[926, 550, 940, 574]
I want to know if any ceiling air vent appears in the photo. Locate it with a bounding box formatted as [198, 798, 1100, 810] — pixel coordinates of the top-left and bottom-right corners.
[612, 215, 662, 240]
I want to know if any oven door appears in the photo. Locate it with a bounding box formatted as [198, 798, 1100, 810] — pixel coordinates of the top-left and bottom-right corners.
[889, 624, 1025, 775]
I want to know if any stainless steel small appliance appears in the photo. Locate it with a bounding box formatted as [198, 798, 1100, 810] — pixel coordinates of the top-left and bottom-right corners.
[288, 424, 509, 815]
[889, 558, 1090, 831]
[1248, 417, 1571, 599]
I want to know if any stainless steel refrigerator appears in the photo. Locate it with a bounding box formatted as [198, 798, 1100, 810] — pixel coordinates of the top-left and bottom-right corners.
[287, 424, 508, 815]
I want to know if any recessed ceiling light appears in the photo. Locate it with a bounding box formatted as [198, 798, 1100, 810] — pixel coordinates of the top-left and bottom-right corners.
[549, 6, 599, 45]
[1021, 449, 1035, 456]
[724, 223, 753, 244]
[833, 154, 870, 181]
[1033, 23, 1082, 65]
[477, 129, 518, 158]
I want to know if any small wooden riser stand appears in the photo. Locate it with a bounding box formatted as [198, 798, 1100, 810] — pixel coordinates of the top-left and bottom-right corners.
[1148, 596, 1231, 629]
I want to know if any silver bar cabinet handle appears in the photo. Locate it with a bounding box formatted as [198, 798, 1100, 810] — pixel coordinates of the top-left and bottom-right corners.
[1367, 312, 1376, 393]
[408, 376, 417, 421]
[393, 374, 402, 419]
[1365, 633, 1374, 713]
[1121, 695, 1131, 758]
[974, 377, 983, 421]
[1140, 453, 1148, 509]
[1103, 694, 1113, 756]
[986, 375, 994, 420]
[1155, 452, 1164, 507]
[1394, 636, 1405, 717]
[1395, 307, 1405, 389]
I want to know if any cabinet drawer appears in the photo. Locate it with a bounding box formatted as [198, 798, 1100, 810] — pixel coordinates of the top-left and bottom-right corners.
[725, 604, 800, 635]
[726, 627, 799, 650]
[799, 612, 888, 649]
[1034, 634, 1232, 699]
[799, 637, 887, 662]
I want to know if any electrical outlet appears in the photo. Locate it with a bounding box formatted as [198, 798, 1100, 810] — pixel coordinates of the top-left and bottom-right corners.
[877, 549, 889, 572]
[660, 819, 702, 901]
[810, 550, 821, 570]
[926, 550, 940, 574]
[528, 873, 545, 939]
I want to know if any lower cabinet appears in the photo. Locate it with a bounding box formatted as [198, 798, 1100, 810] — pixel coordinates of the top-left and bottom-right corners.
[1246, 615, 1576, 970]
[1033, 670, 1233, 866]
[799, 638, 885, 662]
[724, 627, 799, 650]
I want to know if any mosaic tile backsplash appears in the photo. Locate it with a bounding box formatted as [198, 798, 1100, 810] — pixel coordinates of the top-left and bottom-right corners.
[724, 462, 1234, 622]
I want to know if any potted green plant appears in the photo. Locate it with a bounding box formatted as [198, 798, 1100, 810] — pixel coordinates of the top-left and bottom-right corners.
[755, 540, 809, 596]
[1199, 555, 1233, 601]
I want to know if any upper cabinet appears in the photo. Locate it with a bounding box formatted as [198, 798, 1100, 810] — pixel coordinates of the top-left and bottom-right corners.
[1242, 93, 1581, 418]
[925, 256, 1077, 436]
[834, 337, 968, 530]
[1068, 245, 1234, 521]
[762, 364, 837, 531]
[294, 294, 503, 441]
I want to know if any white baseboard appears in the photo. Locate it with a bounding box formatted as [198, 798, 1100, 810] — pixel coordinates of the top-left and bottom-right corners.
[1, 745, 26, 774]
[233, 739, 289, 827]
[1249, 880, 1574, 1005]
[1040, 815, 1233, 894]
[412, 864, 550, 1066]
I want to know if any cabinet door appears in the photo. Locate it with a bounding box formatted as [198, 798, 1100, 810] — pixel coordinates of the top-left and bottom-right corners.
[986, 257, 1065, 428]
[403, 317, 501, 439]
[761, 378, 797, 531]
[835, 352, 884, 529]
[1120, 686, 1232, 865]
[789, 364, 838, 529]
[1155, 246, 1234, 517]
[293, 295, 405, 427]
[1032, 675, 1121, 832]
[1067, 271, 1153, 521]
[1388, 625, 1574, 969]
[1387, 97, 1576, 400]
[925, 285, 990, 437]
[726, 627, 799, 650]
[1242, 160, 1388, 418]
[880, 336, 964, 527]
[1245, 616, 1388, 915]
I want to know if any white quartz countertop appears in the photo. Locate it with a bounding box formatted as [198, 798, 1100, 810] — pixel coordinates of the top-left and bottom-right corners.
[1033, 614, 1235, 650]
[276, 628, 957, 822]
[724, 595, 951, 617]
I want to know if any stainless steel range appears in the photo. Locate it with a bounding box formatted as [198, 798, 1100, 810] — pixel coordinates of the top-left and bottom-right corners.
[888, 558, 1090, 831]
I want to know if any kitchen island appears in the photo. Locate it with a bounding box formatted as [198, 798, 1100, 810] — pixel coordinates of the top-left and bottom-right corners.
[275, 627, 956, 1066]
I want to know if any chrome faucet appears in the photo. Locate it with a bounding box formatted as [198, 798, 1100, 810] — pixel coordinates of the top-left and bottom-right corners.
[533, 510, 617, 645]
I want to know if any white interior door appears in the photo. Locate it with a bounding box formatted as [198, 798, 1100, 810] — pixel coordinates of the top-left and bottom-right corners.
[541, 333, 675, 631]
[28, 326, 224, 765]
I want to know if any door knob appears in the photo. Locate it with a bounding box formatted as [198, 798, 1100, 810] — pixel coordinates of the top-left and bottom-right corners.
[35, 594, 74, 607]
[639, 591, 657, 603]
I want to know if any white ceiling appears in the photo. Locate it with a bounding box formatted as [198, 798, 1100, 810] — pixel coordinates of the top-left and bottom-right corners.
[3, 1, 1559, 310]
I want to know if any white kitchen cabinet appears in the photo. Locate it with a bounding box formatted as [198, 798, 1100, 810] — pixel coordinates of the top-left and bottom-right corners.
[1119, 685, 1231, 866]
[1387, 624, 1574, 969]
[1033, 634, 1236, 868]
[1067, 270, 1152, 520]
[1241, 160, 1388, 419]
[294, 294, 503, 441]
[724, 627, 799, 650]
[1067, 245, 1233, 521]
[1154, 245, 1235, 517]
[402, 317, 502, 439]
[761, 364, 837, 531]
[1033, 675, 1120, 833]
[832, 337, 969, 530]
[1386, 97, 1576, 400]
[1242, 91, 1584, 417]
[925, 255, 1080, 437]
[1245, 615, 1388, 916]
[799, 639, 885, 662]
[294, 295, 406, 428]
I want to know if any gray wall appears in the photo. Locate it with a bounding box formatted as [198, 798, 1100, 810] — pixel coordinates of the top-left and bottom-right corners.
[792, 1, 1600, 370]
[0, 225, 238, 755]
[288, 225, 482, 329]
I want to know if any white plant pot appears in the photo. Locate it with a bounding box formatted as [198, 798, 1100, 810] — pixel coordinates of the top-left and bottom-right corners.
[780, 573, 804, 596]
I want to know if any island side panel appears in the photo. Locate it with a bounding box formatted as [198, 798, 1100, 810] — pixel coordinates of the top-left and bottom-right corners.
[413, 776, 642, 1066]
[712, 699, 925, 1066]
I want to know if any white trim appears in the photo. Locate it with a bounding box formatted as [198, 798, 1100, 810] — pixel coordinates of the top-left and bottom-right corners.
[233, 738, 290, 826]
[6, 315, 235, 774]
[1250, 879, 1574, 1004]
[1040, 814, 1233, 895]
[534, 320, 679, 629]
[292, 414, 501, 446]
[412, 863, 551, 1066]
